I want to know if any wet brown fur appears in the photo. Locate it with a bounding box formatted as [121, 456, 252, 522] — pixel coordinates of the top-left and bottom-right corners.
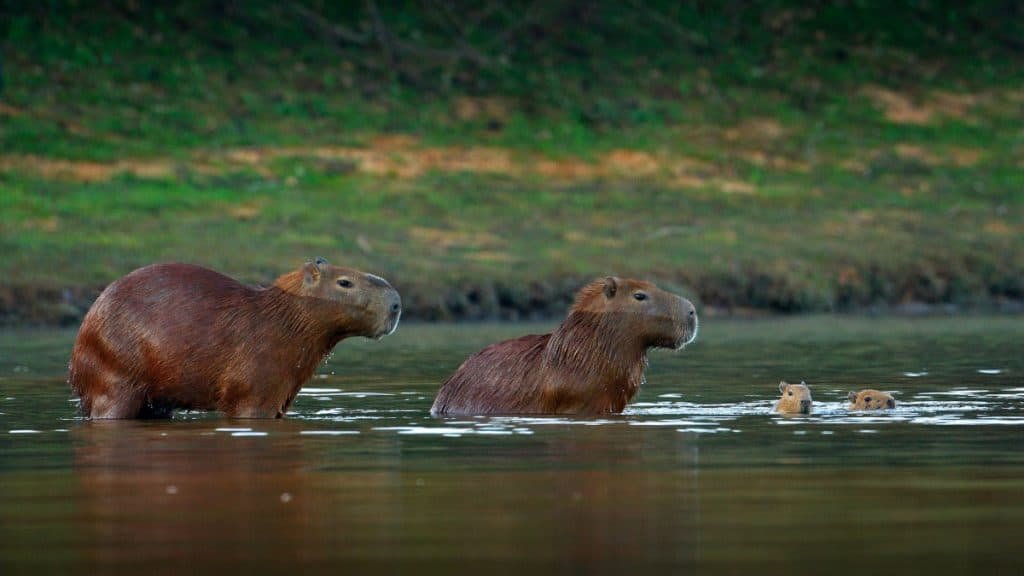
[774, 381, 813, 414]
[69, 260, 400, 419]
[431, 277, 697, 416]
[848, 389, 896, 410]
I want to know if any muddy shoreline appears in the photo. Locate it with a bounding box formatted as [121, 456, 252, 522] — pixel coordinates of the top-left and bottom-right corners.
[2, 273, 1021, 327]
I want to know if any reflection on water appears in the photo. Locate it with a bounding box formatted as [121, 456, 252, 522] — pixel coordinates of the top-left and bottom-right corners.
[70, 422, 317, 571]
[1, 316, 1023, 573]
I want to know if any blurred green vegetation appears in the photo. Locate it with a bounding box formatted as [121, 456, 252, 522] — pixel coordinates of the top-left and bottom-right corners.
[0, 1, 1021, 323]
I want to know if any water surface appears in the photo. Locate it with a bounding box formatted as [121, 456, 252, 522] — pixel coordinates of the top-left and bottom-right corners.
[1, 316, 1022, 574]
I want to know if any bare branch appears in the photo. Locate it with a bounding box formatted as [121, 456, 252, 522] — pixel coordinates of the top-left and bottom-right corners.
[623, 0, 697, 45]
[366, 0, 398, 73]
[294, 0, 501, 88]
[290, 4, 371, 45]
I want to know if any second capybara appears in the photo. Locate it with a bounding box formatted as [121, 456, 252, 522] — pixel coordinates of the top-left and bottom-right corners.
[848, 389, 896, 410]
[69, 259, 401, 419]
[431, 276, 698, 416]
[774, 381, 812, 414]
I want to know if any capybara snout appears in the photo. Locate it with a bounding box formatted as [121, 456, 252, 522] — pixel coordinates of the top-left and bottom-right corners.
[351, 273, 401, 339]
[378, 285, 402, 339]
[675, 298, 699, 349]
[650, 294, 697, 350]
[385, 288, 402, 329]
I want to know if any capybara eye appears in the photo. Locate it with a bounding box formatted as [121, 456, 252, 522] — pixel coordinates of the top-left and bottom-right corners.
[633, 292, 647, 301]
[337, 279, 354, 288]
[864, 396, 872, 403]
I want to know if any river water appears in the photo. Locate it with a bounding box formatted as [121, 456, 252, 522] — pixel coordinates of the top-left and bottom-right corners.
[1, 316, 1022, 574]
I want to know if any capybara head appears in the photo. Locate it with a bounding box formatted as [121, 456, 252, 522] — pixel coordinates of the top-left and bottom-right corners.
[775, 381, 812, 414]
[570, 276, 698, 351]
[279, 258, 401, 339]
[848, 389, 896, 410]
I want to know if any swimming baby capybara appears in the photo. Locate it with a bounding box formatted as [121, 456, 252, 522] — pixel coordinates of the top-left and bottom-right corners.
[431, 276, 698, 416]
[848, 389, 896, 410]
[69, 259, 401, 419]
[774, 381, 812, 414]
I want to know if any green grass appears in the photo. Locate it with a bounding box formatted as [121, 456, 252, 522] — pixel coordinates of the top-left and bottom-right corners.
[2, 149, 1020, 321]
[0, 1, 1022, 322]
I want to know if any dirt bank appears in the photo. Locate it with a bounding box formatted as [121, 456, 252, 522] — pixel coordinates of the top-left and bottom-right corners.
[3, 264, 1021, 327]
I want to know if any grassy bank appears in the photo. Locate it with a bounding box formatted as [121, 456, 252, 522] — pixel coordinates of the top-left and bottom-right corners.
[0, 1, 1021, 324]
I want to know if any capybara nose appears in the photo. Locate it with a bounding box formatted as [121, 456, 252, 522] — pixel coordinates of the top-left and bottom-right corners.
[379, 290, 402, 338]
[387, 290, 402, 316]
[683, 299, 698, 333]
[887, 398, 896, 408]
[800, 399, 811, 412]
[685, 301, 697, 324]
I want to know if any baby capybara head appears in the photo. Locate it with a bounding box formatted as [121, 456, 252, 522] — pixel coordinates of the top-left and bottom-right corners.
[848, 389, 896, 410]
[572, 277, 698, 351]
[279, 258, 401, 339]
[775, 381, 812, 414]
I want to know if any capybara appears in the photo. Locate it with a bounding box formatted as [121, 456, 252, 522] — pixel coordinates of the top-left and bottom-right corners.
[848, 389, 896, 410]
[774, 381, 812, 414]
[431, 276, 698, 416]
[69, 259, 401, 419]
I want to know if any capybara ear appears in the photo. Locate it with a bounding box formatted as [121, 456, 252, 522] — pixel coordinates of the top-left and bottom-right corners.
[779, 381, 788, 393]
[848, 391, 858, 402]
[303, 260, 322, 286]
[314, 256, 329, 267]
[603, 276, 619, 299]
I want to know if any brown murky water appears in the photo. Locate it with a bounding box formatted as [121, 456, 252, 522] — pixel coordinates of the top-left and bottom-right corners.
[1, 317, 1022, 574]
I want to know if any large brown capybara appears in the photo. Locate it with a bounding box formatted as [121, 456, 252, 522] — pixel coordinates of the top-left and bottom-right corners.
[431, 277, 698, 416]
[69, 259, 401, 419]
[774, 381, 812, 414]
[848, 389, 896, 410]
